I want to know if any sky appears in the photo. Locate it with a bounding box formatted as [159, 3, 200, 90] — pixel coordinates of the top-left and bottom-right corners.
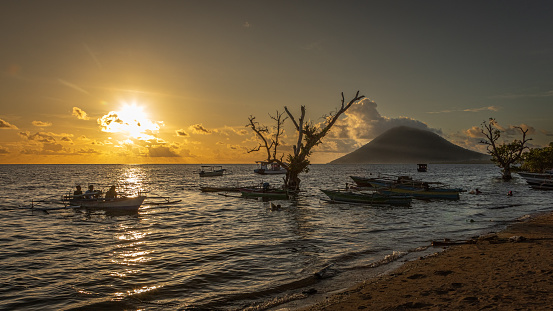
[1, 0, 553, 164]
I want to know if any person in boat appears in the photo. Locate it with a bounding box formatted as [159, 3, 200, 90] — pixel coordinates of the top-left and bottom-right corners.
[105, 185, 118, 199]
[84, 185, 99, 199]
[73, 185, 83, 198]
[262, 182, 270, 191]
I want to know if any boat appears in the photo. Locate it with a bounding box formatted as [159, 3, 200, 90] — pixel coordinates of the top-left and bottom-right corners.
[350, 175, 425, 188]
[320, 189, 412, 206]
[239, 182, 289, 200]
[518, 170, 553, 187]
[350, 175, 464, 200]
[63, 195, 146, 211]
[200, 186, 242, 192]
[377, 187, 462, 200]
[417, 164, 428, 172]
[199, 165, 227, 177]
[254, 161, 287, 175]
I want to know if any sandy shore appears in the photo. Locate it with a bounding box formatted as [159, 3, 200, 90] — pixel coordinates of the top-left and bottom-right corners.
[297, 212, 553, 310]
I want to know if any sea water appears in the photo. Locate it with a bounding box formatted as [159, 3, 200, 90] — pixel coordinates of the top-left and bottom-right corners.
[0, 164, 550, 310]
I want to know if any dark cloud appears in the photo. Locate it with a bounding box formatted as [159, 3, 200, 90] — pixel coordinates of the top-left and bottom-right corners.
[19, 131, 56, 143]
[0, 118, 18, 129]
[72, 107, 90, 120]
[188, 124, 212, 134]
[0, 147, 9, 154]
[176, 129, 189, 137]
[148, 146, 180, 157]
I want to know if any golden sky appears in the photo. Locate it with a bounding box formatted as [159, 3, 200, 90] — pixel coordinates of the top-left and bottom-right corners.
[1, 1, 553, 164]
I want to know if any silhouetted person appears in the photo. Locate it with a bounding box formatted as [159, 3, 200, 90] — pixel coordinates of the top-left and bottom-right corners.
[105, 185, 117, 199]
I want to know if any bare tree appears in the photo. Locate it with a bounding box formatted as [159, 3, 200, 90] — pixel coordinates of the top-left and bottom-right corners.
[480, 118, 531, 180]
[247, 91, 365, 190]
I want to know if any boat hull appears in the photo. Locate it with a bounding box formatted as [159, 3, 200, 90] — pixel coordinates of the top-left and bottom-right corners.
[378, 187, 461, 200]
[518, 172, 553, 186]
[321, 189, 412, 206]
[240, 188, 289, 199]
[253, 168, 287, 175]
[69, 196, 146, 211]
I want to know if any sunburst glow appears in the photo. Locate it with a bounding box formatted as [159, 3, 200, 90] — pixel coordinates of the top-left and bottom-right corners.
[98, 102, 162, 142]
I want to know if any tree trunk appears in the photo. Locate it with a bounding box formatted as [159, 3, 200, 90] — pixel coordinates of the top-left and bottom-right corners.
[285, 171, 301, 191]
[502, 165, 512, 181]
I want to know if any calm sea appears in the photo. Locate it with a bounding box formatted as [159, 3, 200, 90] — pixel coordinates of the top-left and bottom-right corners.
[1, 164, 551, 310]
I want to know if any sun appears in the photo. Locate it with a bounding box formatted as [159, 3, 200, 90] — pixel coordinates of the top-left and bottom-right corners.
[98, 102, 162, 142]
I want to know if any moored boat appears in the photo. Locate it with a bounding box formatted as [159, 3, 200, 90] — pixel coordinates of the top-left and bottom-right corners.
[240, 183, 289, 200]
[254, 161, 287, 175]
[320, 189, 412, 206]
[518, 170, 553, 186]
[377, 187, 462, 200]
[350, 175, 464, 200]
[199, 165, 227, 177]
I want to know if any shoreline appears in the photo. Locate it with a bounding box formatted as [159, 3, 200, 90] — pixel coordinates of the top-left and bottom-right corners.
[288, 211, 553, 310]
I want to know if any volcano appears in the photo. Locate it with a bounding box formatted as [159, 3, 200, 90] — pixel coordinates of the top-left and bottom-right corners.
[329, 126, 489, 164]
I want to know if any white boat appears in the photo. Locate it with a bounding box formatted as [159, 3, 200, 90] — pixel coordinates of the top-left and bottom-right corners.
[254, 161, 287, 175]
[199, 165, 227, 177]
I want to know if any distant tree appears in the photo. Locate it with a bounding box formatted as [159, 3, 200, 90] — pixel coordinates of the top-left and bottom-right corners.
[247, 91, 365, 190]
[480, 118, 531, 180]
[520, 142, 553, 173]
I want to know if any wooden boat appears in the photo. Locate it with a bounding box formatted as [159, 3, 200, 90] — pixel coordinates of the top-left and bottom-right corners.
[64, 195, 147, 211]
[518, 170, 553, 186]
[254, 161, 287, 175]
[350, 175, 425, 188]
[199, 165, 227, 177]
[240, 183, 289, 200]
[351, 175, 463, 200]
[377, 187, 462, 200]
[320, 189, 412, 206]
[417, 164, 428, 172]
[200, 186, 242, 192]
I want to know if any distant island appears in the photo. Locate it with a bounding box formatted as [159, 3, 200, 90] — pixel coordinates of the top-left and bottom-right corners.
[329, 126, 490, 164]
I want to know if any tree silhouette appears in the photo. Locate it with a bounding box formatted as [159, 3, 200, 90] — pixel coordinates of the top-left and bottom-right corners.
[480, 118, 531, 180]
[247, 91, 365, 190]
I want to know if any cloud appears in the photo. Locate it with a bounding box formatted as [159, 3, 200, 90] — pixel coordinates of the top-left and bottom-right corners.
[188, 123, 212, 135]
[331, 98, 440, 142]
[243, 21, 251, 28]
[19, 131, 56, 143]
[73, 107, 90, 120]
[0, 118, 18, 129]
[427, 106, 501, 114]
[148, 145, 180, 157]
[0, 146, 9, 154]
[176, 129, 189, 137]
[32, 120, 52, 127]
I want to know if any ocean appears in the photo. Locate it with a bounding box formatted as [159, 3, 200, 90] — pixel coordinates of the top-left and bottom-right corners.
[1, 164, 550, 310]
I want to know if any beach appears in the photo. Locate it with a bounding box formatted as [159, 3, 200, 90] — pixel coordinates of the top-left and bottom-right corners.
[298, 211, 553, 310]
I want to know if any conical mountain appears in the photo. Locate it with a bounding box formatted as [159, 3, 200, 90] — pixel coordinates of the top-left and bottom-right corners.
[329, 126, 489, 164]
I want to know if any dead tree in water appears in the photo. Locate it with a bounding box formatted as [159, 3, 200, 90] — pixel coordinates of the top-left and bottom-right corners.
[480, 118, 531, 180]
[247, 91, 365, 190]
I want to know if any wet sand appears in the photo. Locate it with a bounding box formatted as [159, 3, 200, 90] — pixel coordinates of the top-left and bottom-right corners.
[297, 212, 553, 310]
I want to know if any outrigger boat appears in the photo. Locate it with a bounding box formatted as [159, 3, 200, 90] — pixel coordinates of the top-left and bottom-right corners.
[321, 189, 412, 206]
[239, 182, 290, 200]
[350, 175, 464, 200]
[63, 194, 147, 212]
